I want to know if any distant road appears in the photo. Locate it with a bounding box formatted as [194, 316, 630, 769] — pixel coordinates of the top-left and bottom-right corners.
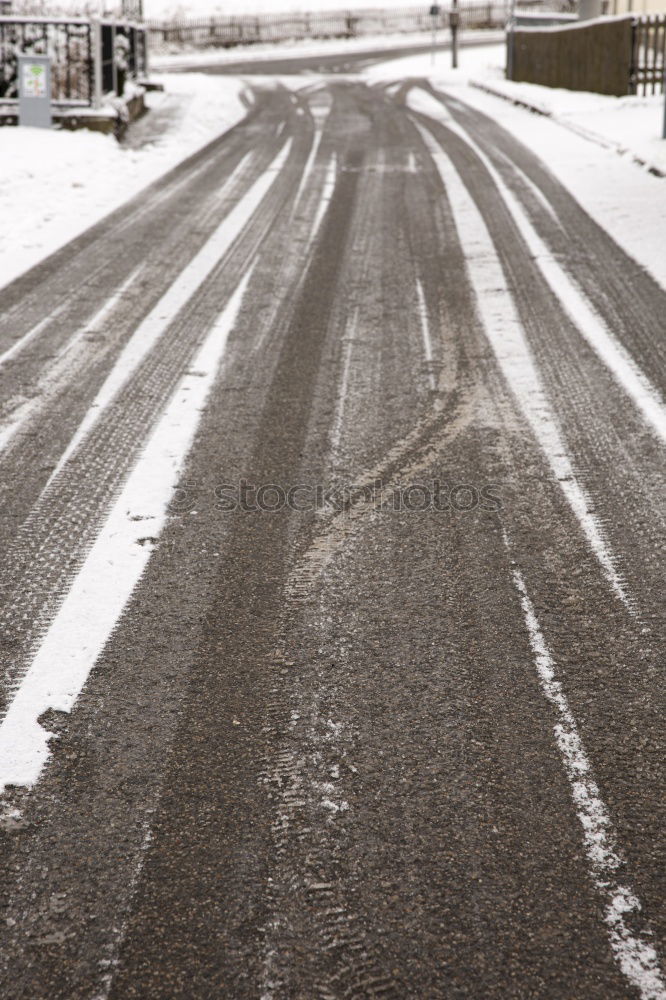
[162, 32, 502, 75]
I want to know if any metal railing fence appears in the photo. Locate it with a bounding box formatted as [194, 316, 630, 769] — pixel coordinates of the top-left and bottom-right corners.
[147, 2, 518, 51]
[631, 14, 666, 95]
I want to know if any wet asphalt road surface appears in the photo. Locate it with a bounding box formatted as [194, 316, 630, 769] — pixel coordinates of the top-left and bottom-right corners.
[0, 54, 664, 1000]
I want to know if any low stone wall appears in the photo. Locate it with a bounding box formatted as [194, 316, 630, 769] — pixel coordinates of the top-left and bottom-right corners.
[509, 16, 634, 97]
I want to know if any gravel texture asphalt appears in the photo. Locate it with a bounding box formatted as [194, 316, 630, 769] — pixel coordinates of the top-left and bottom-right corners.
[0, 50, 664, 1000]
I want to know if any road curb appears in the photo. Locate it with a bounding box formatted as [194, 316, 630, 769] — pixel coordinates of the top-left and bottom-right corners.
[468, 78, 666, 179]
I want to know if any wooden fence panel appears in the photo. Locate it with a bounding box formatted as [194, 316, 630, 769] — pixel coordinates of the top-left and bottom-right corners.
[511, 16, 635, 96]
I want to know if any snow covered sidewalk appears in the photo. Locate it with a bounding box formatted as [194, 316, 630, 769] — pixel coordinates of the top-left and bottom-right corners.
[469, 75, 666, 178]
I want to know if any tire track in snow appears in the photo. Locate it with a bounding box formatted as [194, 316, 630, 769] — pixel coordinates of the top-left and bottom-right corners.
[506, 533, 666, 1000]
[0, 152, 218, 346]
[290, 90, 332, 216]
[0, 263, 146, 455]
[414, 120, 629, 609]
[46, 148, 268, 483]
[306, 153, 338, 253]
[0, 141, 294, 712]
[425, 86, 666, 391]
[0, 89, 284, 351]
[0, 138, 270, 416]
[0, 261, 257, 794]
[410, 89, 666, 446]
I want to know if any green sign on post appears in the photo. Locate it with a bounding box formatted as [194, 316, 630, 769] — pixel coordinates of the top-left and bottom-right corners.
[18, 55, 52, 129]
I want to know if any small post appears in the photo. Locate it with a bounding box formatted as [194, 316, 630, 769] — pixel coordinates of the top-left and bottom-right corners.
[449, 0, 459, 69]
[17, 54, 51, 128]
[506, 0, 516, 80]
[91, 17, 103, 109]
[429, 4, 440, 67]
[663, 64, 666, 139]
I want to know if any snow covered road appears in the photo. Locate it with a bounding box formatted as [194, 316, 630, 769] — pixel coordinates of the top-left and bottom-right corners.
[0, 48, 664, 1000]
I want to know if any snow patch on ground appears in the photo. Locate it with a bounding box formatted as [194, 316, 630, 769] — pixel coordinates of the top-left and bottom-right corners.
[472, 75, 666, 177]
[362, 39, 506, 83]
[0, 72, 247, 292]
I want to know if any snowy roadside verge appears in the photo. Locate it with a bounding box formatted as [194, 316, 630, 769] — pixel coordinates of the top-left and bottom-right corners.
[0, 73, 248, 293]
[468, 77, 666, 178]
[364, 44, 666, 291]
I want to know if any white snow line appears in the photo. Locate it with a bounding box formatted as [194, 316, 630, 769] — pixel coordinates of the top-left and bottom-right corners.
[306, 152, 338, 252]
[415, 277, 436, 391]
[209, 150, 254, 202]
[291, 125, 324, 216]
[0, 302, 67, 369]
[412, 90, 666, 447]
[0, 264, 146, 456]
[47, 139, 292, 486]
[58, 262, 146, 365]
[407, 150, 417, 173]
[492, 145, 563, 229]
[330, 308, 357, 458]
[275, 121, 285, 138]
[415, 121, 628, 608]
[0, 261, 257, 794]
[508, 547, 666, 1000]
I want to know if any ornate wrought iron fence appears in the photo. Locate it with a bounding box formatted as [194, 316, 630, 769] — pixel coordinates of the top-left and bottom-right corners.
[0, 17, 92, 103]
[0, 15, 148, 106]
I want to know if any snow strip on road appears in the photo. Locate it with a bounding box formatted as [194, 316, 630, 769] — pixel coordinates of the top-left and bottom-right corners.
[411, 89, 666, 446]
[0, 264, 146, 454]
[330, 307, 358, 458]
[508, 543, 666, 1000]
[291, 92, 332, 216]
[415, 277, 436, 390]
[0, 303, 67, 369]
[0, 262, 256, 793]
[306, 152, 338, 251]
[48, 142, 290, 484]
[415, 121, 628, 607]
